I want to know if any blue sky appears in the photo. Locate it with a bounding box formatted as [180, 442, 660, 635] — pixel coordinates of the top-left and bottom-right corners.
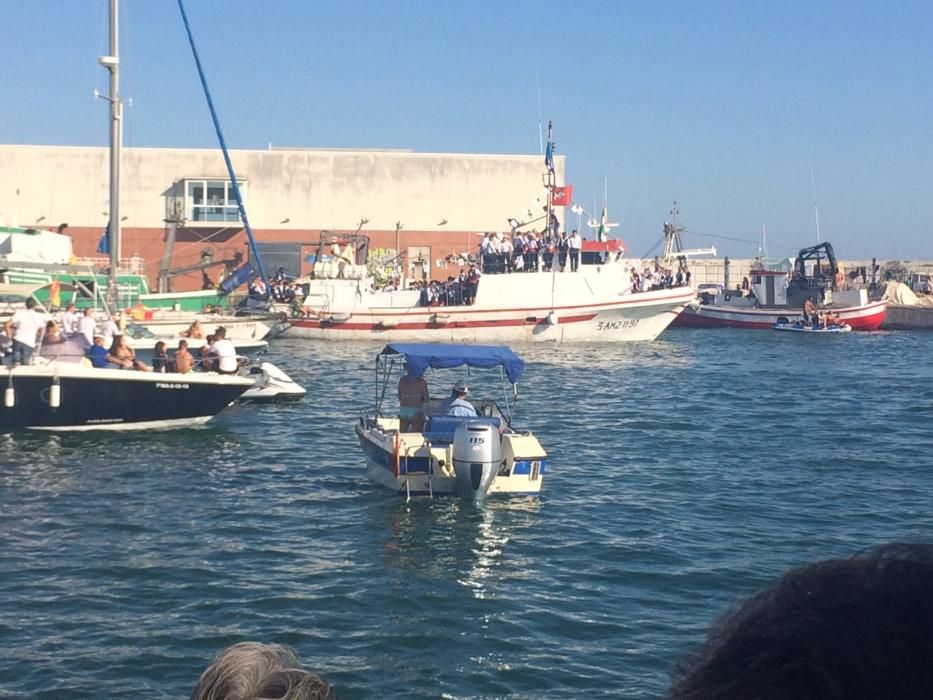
[3, 1, 932, 259]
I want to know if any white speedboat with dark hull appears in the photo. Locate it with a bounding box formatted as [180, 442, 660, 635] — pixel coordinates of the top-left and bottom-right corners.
[356, 343, 547, 500]
[1, 359, 252, 431]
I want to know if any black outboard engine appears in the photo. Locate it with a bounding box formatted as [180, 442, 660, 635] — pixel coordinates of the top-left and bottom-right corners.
[452, 421, 501, 501]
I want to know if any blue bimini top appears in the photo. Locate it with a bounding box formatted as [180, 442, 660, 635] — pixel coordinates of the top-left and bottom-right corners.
[380, 343, 525, 384]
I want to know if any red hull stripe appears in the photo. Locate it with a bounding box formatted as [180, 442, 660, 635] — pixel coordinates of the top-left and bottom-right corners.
[293, 313, 599, 331]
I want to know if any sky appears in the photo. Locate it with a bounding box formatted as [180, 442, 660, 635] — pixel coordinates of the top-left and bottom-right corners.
[2, 0, 932, 260]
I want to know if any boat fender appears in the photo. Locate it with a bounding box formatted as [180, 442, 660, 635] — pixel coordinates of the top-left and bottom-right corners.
[724, 294, 731, 301]
[49, 376, 61, 409]
[4, 382, 14, 408]
[546, 311, 559, 325]
[776, 316, 790, 325]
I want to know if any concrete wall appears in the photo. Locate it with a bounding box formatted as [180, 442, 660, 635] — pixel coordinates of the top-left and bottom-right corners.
[0, 144, 565, 290]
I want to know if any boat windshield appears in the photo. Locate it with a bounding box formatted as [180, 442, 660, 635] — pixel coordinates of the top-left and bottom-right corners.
[372, 343, 523, 423]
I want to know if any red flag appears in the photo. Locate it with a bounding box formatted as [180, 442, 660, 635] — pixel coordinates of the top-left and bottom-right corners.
[551, 185, 573, 207]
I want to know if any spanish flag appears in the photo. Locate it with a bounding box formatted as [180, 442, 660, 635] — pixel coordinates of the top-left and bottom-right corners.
[49, 279, 61, 308]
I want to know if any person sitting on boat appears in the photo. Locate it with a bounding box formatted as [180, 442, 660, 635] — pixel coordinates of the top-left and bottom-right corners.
[200, 335, 217, 372]
[44, 320, 65, 345]
[152, 341, 171, 373]
[211, 326, 240, 375]
[174, 339, 194, 374]
[107, 334, 149, 371]
[440, 381, 478, 418]
[397, 361, 429, 432]
[86, 335, 110, 369]
[182, 320, 204, 339]
[803, 296, 816, 325]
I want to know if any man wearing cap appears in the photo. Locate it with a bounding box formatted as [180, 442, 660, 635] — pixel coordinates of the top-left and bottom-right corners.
[440, 381, 477, 417]
[86, 335, 110, 368]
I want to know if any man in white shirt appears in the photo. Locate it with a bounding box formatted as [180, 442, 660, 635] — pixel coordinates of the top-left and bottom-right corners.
[211, 326, 239, 374]
[439, 381, 477, 417]
[101, 315, 120, 347]
[569, 230, 583, 272]
[60, 303, 79, 336]
[4, 298, 46, 366]
[78, 308, 97, 345]
[500, 235, 514, 273]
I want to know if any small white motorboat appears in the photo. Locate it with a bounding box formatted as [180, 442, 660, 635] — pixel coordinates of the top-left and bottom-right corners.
[237, 362, 307, 404]
[773, 320, 852, 333]
[356, 343, 547, 501]
[121, 322, 269, 361]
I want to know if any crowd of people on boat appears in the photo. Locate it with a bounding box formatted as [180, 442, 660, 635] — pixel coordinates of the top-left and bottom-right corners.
[800, 296, 844, 329]
[249, 268, 304, 305]
[0, 300, 245, 374]
[630, 262, 691, 294]
[397, 361, 479, 432]
[411, 265, 482, 307]
[477, 229, 586, 274]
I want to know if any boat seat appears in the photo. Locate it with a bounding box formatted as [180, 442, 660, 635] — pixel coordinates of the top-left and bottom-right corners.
[422, 415, 501, 444]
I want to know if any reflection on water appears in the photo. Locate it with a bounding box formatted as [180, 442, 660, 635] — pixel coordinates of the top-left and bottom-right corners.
[375, 497, 542, 604]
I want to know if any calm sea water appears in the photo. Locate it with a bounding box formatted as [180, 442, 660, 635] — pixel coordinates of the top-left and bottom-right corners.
[2, 329, 932, 699]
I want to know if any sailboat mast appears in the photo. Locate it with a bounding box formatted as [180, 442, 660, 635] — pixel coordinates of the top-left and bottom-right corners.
[101, 0, 122, 308]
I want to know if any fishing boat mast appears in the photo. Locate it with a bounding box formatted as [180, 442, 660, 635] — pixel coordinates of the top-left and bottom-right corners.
[99, 0, 122, 310]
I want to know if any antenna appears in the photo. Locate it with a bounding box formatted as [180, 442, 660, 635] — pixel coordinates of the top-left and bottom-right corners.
[535, 67, 543, 155]
[809, 160, 821, 244]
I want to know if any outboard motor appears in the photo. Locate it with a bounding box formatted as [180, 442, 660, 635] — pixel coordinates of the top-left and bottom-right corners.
[452, 421, 501, 501]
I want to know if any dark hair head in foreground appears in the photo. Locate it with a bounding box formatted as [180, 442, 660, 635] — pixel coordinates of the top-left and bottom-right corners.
[669, 543, 933, 700]
[191, 642, 337, 700]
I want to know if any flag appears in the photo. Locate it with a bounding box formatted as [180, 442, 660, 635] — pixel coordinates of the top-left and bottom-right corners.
[49, 279, 61, 308]
[597, 206, 608, 242]
[544, 119, 555, 173]
[551, 185, 573, 207]
[97, 222, 110, 254]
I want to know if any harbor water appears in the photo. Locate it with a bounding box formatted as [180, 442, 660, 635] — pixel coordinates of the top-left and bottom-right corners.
[2, 329, 932, 698]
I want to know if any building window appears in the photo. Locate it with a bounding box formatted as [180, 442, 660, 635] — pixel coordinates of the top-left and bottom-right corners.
[184, 179, 245, 223]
